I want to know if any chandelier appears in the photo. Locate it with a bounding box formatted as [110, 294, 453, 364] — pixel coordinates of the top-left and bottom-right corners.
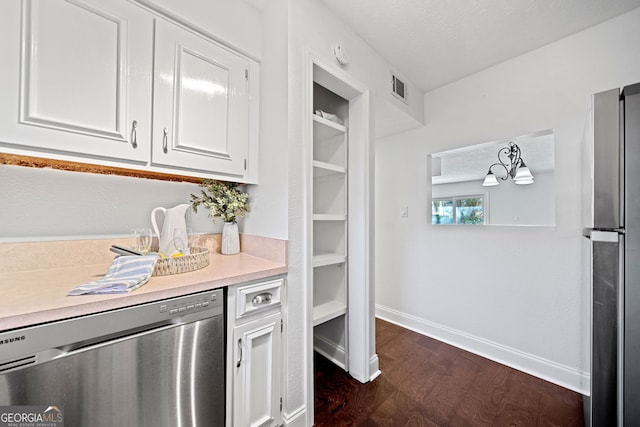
[482, 142, 534, 186]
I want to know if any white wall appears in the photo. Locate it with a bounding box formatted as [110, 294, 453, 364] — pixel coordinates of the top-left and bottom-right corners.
[375, 7, 640, 394]
[0, 0, 289, 242]
[242, 0, 289, 240]
[0, 165, 216, 241]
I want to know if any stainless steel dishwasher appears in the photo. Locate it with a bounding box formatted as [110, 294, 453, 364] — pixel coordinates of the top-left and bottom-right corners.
[0, 288, 225, 427]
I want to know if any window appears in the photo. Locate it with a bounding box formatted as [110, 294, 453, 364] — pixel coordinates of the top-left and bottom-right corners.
[432, 195, 485, 225]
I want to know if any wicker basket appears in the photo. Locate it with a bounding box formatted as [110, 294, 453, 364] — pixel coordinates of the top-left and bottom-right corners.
[152, 247, 210, 276]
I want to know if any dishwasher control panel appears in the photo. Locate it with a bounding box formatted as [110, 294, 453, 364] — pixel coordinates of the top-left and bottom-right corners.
[158, 290, 222, 318]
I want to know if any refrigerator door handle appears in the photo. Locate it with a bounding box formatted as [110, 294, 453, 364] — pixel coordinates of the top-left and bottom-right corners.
[584, 229, 621, 242]
[591, 231, 621, 243]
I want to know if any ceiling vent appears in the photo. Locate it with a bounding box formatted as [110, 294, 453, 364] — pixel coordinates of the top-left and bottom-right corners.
[392, 74, 408, 104]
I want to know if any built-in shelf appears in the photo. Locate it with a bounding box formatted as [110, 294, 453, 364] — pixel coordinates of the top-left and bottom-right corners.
[313, 115, 346, 141]
[313, 160, 346, 177]
[312, 81, 350, 372]
[312, 251, 346, 268]
[313, 214, 347, 221]
[313, 300, 347, 326]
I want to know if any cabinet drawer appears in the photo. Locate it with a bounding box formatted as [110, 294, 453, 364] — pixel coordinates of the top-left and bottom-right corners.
[236, 279, 282, 319]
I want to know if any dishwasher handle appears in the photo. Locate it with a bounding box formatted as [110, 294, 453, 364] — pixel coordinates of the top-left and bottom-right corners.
[0, 348, 66, 374]
[4, 321, 181, 374]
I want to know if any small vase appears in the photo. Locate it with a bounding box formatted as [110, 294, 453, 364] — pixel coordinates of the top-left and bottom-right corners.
[221, 221, 240, 255]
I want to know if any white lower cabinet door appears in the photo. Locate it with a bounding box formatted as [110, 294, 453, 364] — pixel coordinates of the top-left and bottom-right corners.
[232, 312, 282, 427]
[0, 0, 152, 163]
[152, 19, 251, 179]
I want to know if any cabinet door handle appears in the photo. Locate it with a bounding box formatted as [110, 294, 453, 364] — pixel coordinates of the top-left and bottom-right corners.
[130, 120, 138, 148]
[236, 338, 243, 368]
[252, 292, 273, 305]
[162, 128, 168, 153]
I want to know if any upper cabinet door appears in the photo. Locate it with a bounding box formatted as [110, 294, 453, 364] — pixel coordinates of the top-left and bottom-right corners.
[0, 0, 153, 164]
[152, 19, 250, 179]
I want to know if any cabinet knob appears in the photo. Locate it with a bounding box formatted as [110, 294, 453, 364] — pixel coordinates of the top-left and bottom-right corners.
[130, 121, 138, 148]
[162, 128, 169, 153]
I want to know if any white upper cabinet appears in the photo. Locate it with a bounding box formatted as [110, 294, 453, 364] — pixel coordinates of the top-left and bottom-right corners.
[152, 20, 251, 179]
[0, 0, 260, 183]
[0, 0, 153, 164]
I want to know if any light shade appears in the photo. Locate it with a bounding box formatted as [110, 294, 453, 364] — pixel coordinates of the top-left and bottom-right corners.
[515, 177, 534, 185]
[514, 161, 534, 182]
[482, 171, 499, 186]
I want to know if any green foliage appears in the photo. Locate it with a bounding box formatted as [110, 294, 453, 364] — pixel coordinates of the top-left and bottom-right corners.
[457, 198, 484, 224]
[457, 197, 482, 207]
[458, 208, 484, 224]
[190, 179, 249, 223]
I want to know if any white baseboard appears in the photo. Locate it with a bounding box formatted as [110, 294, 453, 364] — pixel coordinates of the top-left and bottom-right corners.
[376, 304, 589, 395]
[369, 354, 381, 381]
[313, 334, 346, 370]
[283, 405, 307, 427]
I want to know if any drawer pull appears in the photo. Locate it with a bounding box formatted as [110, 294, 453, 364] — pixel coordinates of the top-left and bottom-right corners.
[252, 292, 272, 305]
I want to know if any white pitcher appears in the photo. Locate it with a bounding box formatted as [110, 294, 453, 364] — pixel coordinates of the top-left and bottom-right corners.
[151, 204, 190, 257]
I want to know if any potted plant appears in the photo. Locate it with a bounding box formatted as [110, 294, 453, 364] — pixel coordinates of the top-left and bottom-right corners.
[190, 179, 249, 255]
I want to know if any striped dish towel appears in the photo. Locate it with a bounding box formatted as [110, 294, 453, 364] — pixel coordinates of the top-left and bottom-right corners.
[68, 254, 160, 295]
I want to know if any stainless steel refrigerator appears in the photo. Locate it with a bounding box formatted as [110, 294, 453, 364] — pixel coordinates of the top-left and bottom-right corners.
[583, 83, 640, 426]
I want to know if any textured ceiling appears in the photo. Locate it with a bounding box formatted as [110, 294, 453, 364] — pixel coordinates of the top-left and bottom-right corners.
[321, 0, 640, 92]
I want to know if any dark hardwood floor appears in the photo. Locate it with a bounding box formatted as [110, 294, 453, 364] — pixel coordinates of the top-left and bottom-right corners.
[314, 318, 584, 426]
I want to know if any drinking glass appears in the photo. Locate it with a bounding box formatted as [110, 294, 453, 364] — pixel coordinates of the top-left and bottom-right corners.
[173, 228, 190, 255]
[132, 228, 152, 254]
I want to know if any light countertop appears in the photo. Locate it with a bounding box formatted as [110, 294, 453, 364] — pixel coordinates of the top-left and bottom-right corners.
[0, 235, 287, 331]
